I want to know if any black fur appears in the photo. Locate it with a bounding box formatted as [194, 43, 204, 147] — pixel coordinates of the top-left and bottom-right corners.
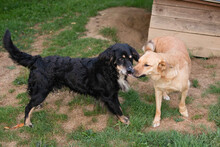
[3, 30, 139, 126]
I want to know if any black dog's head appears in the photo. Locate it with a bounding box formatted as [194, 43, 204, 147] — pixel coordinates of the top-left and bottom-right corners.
[99, 43, 139, 75]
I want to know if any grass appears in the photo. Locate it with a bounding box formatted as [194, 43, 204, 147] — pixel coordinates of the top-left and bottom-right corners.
[173, 117, 184, 122]
[138, 76, 149, 82]
[203, 64, 217, 69]
[99, 27, 119, 43]
[12, 69, 29, 86]
[6, 66, 16, 70]
[191, 114, 204, 120]
[185, 96, 194, 104]
[8, 89, 15, 93]
[1, 0, 220, 146]
[192, 79, 199, 88]
[16, 92, 29, 107]
[68, 95, 95, 108]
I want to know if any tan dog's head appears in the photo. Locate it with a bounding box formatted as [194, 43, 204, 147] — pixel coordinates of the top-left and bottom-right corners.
[133, 51, 168, 81]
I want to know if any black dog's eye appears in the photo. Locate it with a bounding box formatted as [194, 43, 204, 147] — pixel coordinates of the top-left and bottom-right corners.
[144, 64, 149, 67]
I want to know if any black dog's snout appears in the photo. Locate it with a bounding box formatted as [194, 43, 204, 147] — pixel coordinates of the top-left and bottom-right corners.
[127, 66, 134, 74]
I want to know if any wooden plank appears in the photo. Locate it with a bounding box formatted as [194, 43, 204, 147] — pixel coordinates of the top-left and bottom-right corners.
[152, 4, 220, 24]
[150, 15, 220, 36]
[183, 0, 220, 7]
[148, 28, 220, 57]
[154, 0, 220, 11]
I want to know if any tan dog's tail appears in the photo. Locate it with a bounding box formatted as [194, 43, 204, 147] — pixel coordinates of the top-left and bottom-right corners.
[142, 40, 155, 52]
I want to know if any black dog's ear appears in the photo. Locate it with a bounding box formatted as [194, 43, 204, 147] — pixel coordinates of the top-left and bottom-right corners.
[98, 47, 115, 62]
[129, 46, 139, 62]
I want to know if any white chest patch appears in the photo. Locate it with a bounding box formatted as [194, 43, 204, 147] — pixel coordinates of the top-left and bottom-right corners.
[118, 74, 130, 92]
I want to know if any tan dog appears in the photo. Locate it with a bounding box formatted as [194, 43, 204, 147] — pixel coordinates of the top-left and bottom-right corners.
[133, 36, 191, 127]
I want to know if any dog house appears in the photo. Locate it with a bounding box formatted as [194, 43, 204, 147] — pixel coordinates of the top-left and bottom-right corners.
[148, 0, 220, 57]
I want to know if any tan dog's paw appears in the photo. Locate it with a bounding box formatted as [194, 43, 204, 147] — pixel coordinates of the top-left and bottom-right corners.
[152, 120, 160, 127]
[179, 107, 188, 117]
[163, 95, 170, 101]
[118, 115, 130, 125]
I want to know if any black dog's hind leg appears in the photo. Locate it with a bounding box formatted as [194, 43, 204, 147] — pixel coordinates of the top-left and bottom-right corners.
[104, 94, 130, 125]
[24, 90, 50, 127]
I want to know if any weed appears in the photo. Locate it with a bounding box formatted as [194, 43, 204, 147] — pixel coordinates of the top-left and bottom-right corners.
[92, 117, 98, 123]
[192, 79, 199, 88]
[203, 64, 217, 69]
[138, 76, 149, 82]
[8, 89, 15, 93]
[185, 96, 194, 104]
[191, 114, 204, 120]
[173, 117, 184, 122]
[212, 71, 216, 78]
[6, 66, 16, 70]
[55, 99, 63, 111]
[0, 95, 6, 100]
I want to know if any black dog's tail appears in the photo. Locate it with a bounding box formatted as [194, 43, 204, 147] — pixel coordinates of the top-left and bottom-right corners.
[3, 30, 39, 68]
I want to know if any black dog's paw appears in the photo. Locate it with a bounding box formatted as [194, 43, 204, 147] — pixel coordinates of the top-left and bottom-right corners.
[118, 115, 130, 125]
[25, 123, 34, 128]
[36, 104, 43, 109]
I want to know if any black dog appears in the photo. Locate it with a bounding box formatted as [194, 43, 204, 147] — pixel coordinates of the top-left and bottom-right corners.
[3, 30, 139, 127]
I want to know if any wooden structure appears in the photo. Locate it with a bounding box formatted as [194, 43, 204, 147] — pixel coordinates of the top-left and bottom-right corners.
[148, 0, 220, 57]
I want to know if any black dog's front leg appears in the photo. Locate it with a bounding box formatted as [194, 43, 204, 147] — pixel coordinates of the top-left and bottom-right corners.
[103, 94, 130, 125]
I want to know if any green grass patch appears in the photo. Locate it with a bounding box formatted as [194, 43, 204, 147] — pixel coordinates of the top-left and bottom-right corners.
[99, 27, 119, 43]
[0, 108, 21, 142]
[209, 96, 220, 127]
[0, 106, 22, 126]
[173, 117, 184, 122]
[205, 81, 220, 126]
[42, 38, 110, 58]
[68, 95, 95, 109]
[13, 69, 29, 86]
[16, 92, 29, 107]
[13, 75, 28, 85]
[19, 110, 67, 145]
[191, 114, 204, 120]
[68, 126, 220, 147]
[192, 79, 199, 88]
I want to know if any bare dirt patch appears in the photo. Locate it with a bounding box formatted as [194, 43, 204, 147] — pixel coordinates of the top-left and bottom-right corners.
[85, 7, 151, 49]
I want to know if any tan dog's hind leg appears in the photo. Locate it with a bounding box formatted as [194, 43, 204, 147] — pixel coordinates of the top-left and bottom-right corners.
[179, 89, 189, 117]
[153, 89, 163, 127]
[163, 92, 170, 101]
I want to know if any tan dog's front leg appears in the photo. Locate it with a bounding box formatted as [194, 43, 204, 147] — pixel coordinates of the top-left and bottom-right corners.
[163, 92, 170, 101]
[153, 89, 163, 127]
[179, 89, 189, 117]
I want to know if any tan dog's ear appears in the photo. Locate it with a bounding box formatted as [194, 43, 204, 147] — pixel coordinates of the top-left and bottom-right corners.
[158, 60, 167, 72]
[142, 40, 155, 52]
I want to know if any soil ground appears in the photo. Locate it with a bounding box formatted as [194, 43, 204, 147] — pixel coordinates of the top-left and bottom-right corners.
[0, 7, 219, 137]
